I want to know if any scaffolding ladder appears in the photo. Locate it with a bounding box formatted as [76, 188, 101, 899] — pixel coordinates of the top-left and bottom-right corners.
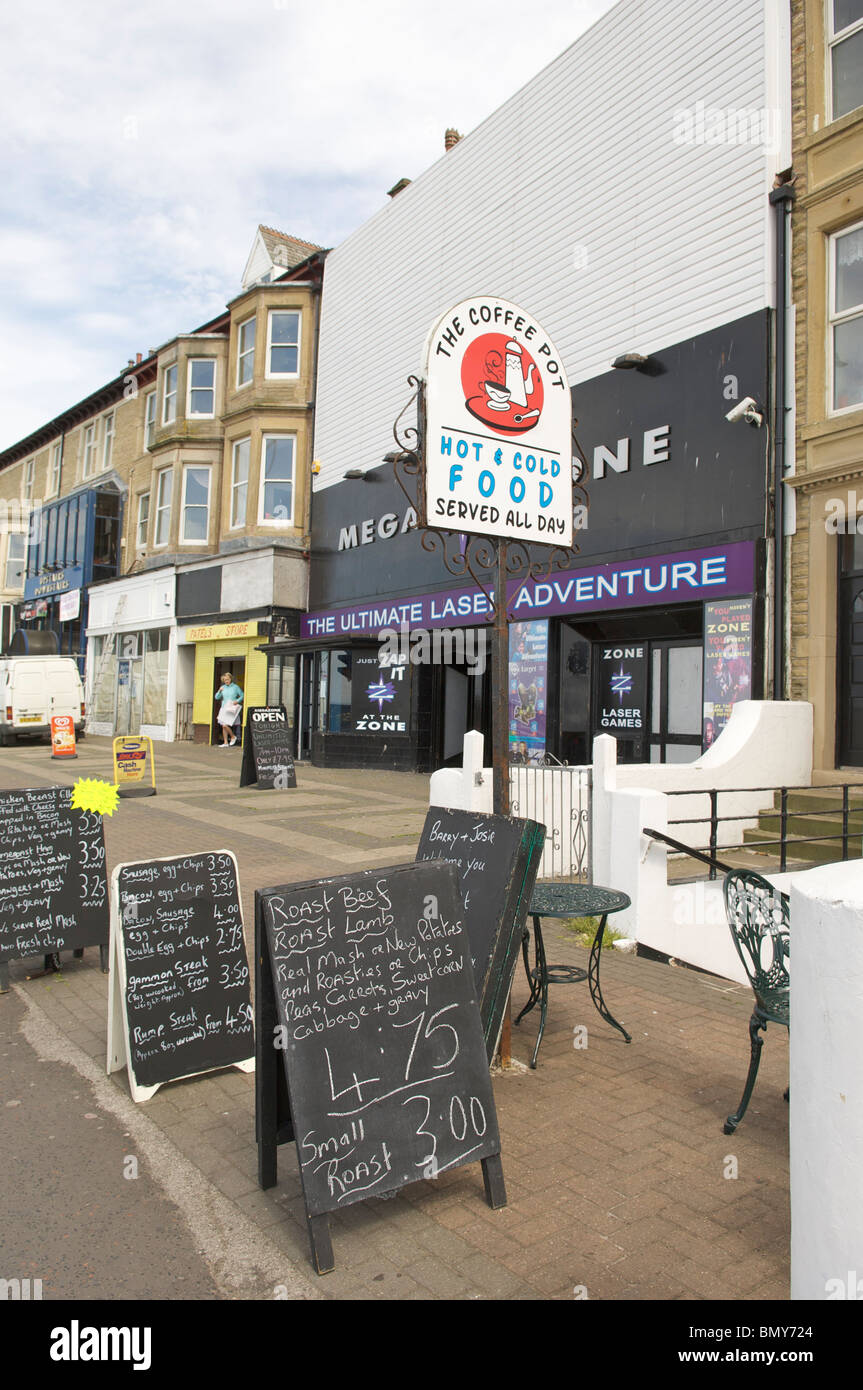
[86, 592, 127, 731]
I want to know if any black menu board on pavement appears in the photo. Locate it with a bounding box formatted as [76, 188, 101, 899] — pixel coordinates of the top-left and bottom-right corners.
[240, 706, 296, 789]
[0, 786, 108, 964]
[255, 860, 506, 1272]
[415, 808, 545, 1060]
[108, 850, 255, 1101]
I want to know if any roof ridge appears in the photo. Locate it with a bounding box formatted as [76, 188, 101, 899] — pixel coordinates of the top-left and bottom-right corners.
[258, 224, 323, 250]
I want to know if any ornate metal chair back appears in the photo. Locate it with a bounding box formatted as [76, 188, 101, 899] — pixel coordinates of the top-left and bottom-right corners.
[722, 870, 790, 1027]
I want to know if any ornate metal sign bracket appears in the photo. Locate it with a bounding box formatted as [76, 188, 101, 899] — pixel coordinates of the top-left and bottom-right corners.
[389, 376, 590, 626]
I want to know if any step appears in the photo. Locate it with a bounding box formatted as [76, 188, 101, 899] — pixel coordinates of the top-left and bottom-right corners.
[812, 769, 863, 787]
[665, 847, 813, 882]
[769, 788, 863, 817]
[755, 810, 863, 844]
[742, 826, 850, 865]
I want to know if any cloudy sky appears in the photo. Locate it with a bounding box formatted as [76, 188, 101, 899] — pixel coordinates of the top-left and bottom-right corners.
[0, 0, 611, 447]
[0, 0, 616, 451]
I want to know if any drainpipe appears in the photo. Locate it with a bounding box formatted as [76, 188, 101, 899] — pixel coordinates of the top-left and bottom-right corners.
[769, 180, 795, 699]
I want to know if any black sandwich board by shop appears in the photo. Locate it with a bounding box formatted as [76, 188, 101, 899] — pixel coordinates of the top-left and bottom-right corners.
[255, 860, 506, 1273]
[240, 705, 296, 790]
[0, 786, 109, 992]
[107, 851, 255, 1102]
[415, 808, 545, 1061]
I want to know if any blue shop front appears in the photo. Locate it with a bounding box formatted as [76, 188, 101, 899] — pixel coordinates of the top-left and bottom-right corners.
[17, 486, 123, 674]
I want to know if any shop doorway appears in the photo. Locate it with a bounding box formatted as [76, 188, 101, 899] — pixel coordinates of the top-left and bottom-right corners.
[116, 657, 143, 735]
[645, 639, 703, 762]
[296, 651, 319, 760]
[588, 625, 703, 764]
[211, 657, 246, 746]
[838, 536, 863, 766]
[431, 643, 490, 769]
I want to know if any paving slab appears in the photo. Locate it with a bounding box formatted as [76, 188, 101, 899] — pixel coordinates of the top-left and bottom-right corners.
[0, 737, 791, 1301]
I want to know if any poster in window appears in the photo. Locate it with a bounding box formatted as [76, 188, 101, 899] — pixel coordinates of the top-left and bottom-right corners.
[702, 598, 753, 750]
[594, 643, 648, 739]
[350, 650, 410, 734]
[508, 621, 548, 764]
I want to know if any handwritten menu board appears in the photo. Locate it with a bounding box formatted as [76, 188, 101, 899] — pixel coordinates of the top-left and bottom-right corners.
[415, 809, 545, 1060]
[240, 706, 296, 790]
[0, 787, 108, 962]
[256, 861, 506, 1272]
[108, 851, 254, 1101]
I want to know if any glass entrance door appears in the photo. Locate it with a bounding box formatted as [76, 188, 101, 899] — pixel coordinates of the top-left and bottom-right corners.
[296, 651, 317, 760]
[648, 640, 703, 762]
[116, 657, 143, 735]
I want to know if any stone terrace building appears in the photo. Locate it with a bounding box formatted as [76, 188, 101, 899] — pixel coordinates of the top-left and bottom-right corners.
[789, 0, 863, 769]
[0, 227, 325, 745]
[0, 369, 132, 661]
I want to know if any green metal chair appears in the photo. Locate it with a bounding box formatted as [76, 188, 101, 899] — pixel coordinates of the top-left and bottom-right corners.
[722, 870, 790, 1135]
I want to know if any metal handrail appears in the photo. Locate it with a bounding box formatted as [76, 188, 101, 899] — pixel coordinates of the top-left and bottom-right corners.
[664, 783, 863, 796]
[643, 827, 734, 876]
[658, 782, 861, 875]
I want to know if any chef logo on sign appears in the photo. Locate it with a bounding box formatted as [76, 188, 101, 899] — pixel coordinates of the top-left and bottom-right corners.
[460, 333, 545, 435]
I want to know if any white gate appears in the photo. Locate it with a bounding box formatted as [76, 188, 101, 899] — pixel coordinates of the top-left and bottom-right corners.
[509, 761, 592, 881]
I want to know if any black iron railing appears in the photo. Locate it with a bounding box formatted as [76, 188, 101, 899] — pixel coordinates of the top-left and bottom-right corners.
[644, 783, 863, 880]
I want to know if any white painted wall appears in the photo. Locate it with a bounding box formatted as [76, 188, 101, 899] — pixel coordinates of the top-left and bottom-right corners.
[597, 702, 813, 970]
[314, 0, 784, 489]
[85, 571, 177, 742]
[429, 730, 490, 812]
[86, 570, 175, 632]
[594, 701, 813, 887]
[432, 701, 816, 976]
[219, 553, 274, 612]
[790, 861, 863, 1301]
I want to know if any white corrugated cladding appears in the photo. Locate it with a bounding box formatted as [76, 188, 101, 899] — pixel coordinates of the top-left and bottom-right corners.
[313, 0, 778, 490]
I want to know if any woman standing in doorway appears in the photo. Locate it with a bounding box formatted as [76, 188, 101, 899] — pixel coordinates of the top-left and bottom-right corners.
[215, 671, 244, 747]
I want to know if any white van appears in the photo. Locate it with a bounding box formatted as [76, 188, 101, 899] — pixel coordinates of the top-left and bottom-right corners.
[0, 657, 86, 745]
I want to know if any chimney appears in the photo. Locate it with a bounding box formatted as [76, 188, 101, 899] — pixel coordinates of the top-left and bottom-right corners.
[136, 352, 142, 363]
[445, 128, 462, 151]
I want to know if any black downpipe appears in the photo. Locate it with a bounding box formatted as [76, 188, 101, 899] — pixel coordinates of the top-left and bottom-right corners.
[769, 181, 795, 699]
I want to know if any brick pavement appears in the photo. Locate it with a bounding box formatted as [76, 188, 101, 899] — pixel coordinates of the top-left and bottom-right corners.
[0, 737, 789, 1300]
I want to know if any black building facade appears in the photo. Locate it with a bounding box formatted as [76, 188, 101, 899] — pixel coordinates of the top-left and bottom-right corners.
[268, 312, 771, 771]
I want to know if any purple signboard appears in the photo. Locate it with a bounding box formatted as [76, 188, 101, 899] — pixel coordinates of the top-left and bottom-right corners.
[508, 621, 548, 764]
[301, 541, 755, 639]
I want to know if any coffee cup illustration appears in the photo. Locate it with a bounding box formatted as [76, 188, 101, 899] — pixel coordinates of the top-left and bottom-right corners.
[484, 379, 511, 410]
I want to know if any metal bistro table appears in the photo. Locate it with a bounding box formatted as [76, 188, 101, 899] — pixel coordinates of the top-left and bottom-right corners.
[515, 882, 632, 1068]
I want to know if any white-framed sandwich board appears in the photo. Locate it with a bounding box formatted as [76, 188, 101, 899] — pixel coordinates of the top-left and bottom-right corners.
[107, 849, 255, 1103]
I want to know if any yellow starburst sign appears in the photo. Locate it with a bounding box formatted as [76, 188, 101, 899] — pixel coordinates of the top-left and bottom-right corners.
[70, 778, 121, 817]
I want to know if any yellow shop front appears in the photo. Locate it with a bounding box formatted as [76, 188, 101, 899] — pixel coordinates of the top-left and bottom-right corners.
[183, 620, 268, 745]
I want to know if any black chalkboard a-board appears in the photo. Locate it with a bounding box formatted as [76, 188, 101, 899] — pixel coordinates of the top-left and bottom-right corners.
[240, 706, 296, 790]
[0, 787, 109, 988]
[256, 861, 506, 1273]
[107, 851, 255, 1102]
[415, 808, 545, 1061]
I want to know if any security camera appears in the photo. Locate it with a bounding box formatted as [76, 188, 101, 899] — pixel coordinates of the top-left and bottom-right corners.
[725, 396, 763, 426]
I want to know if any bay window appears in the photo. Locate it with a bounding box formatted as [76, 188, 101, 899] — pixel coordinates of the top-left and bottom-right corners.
[266, 311, 300, 377]
[259, 435, 295, 523]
